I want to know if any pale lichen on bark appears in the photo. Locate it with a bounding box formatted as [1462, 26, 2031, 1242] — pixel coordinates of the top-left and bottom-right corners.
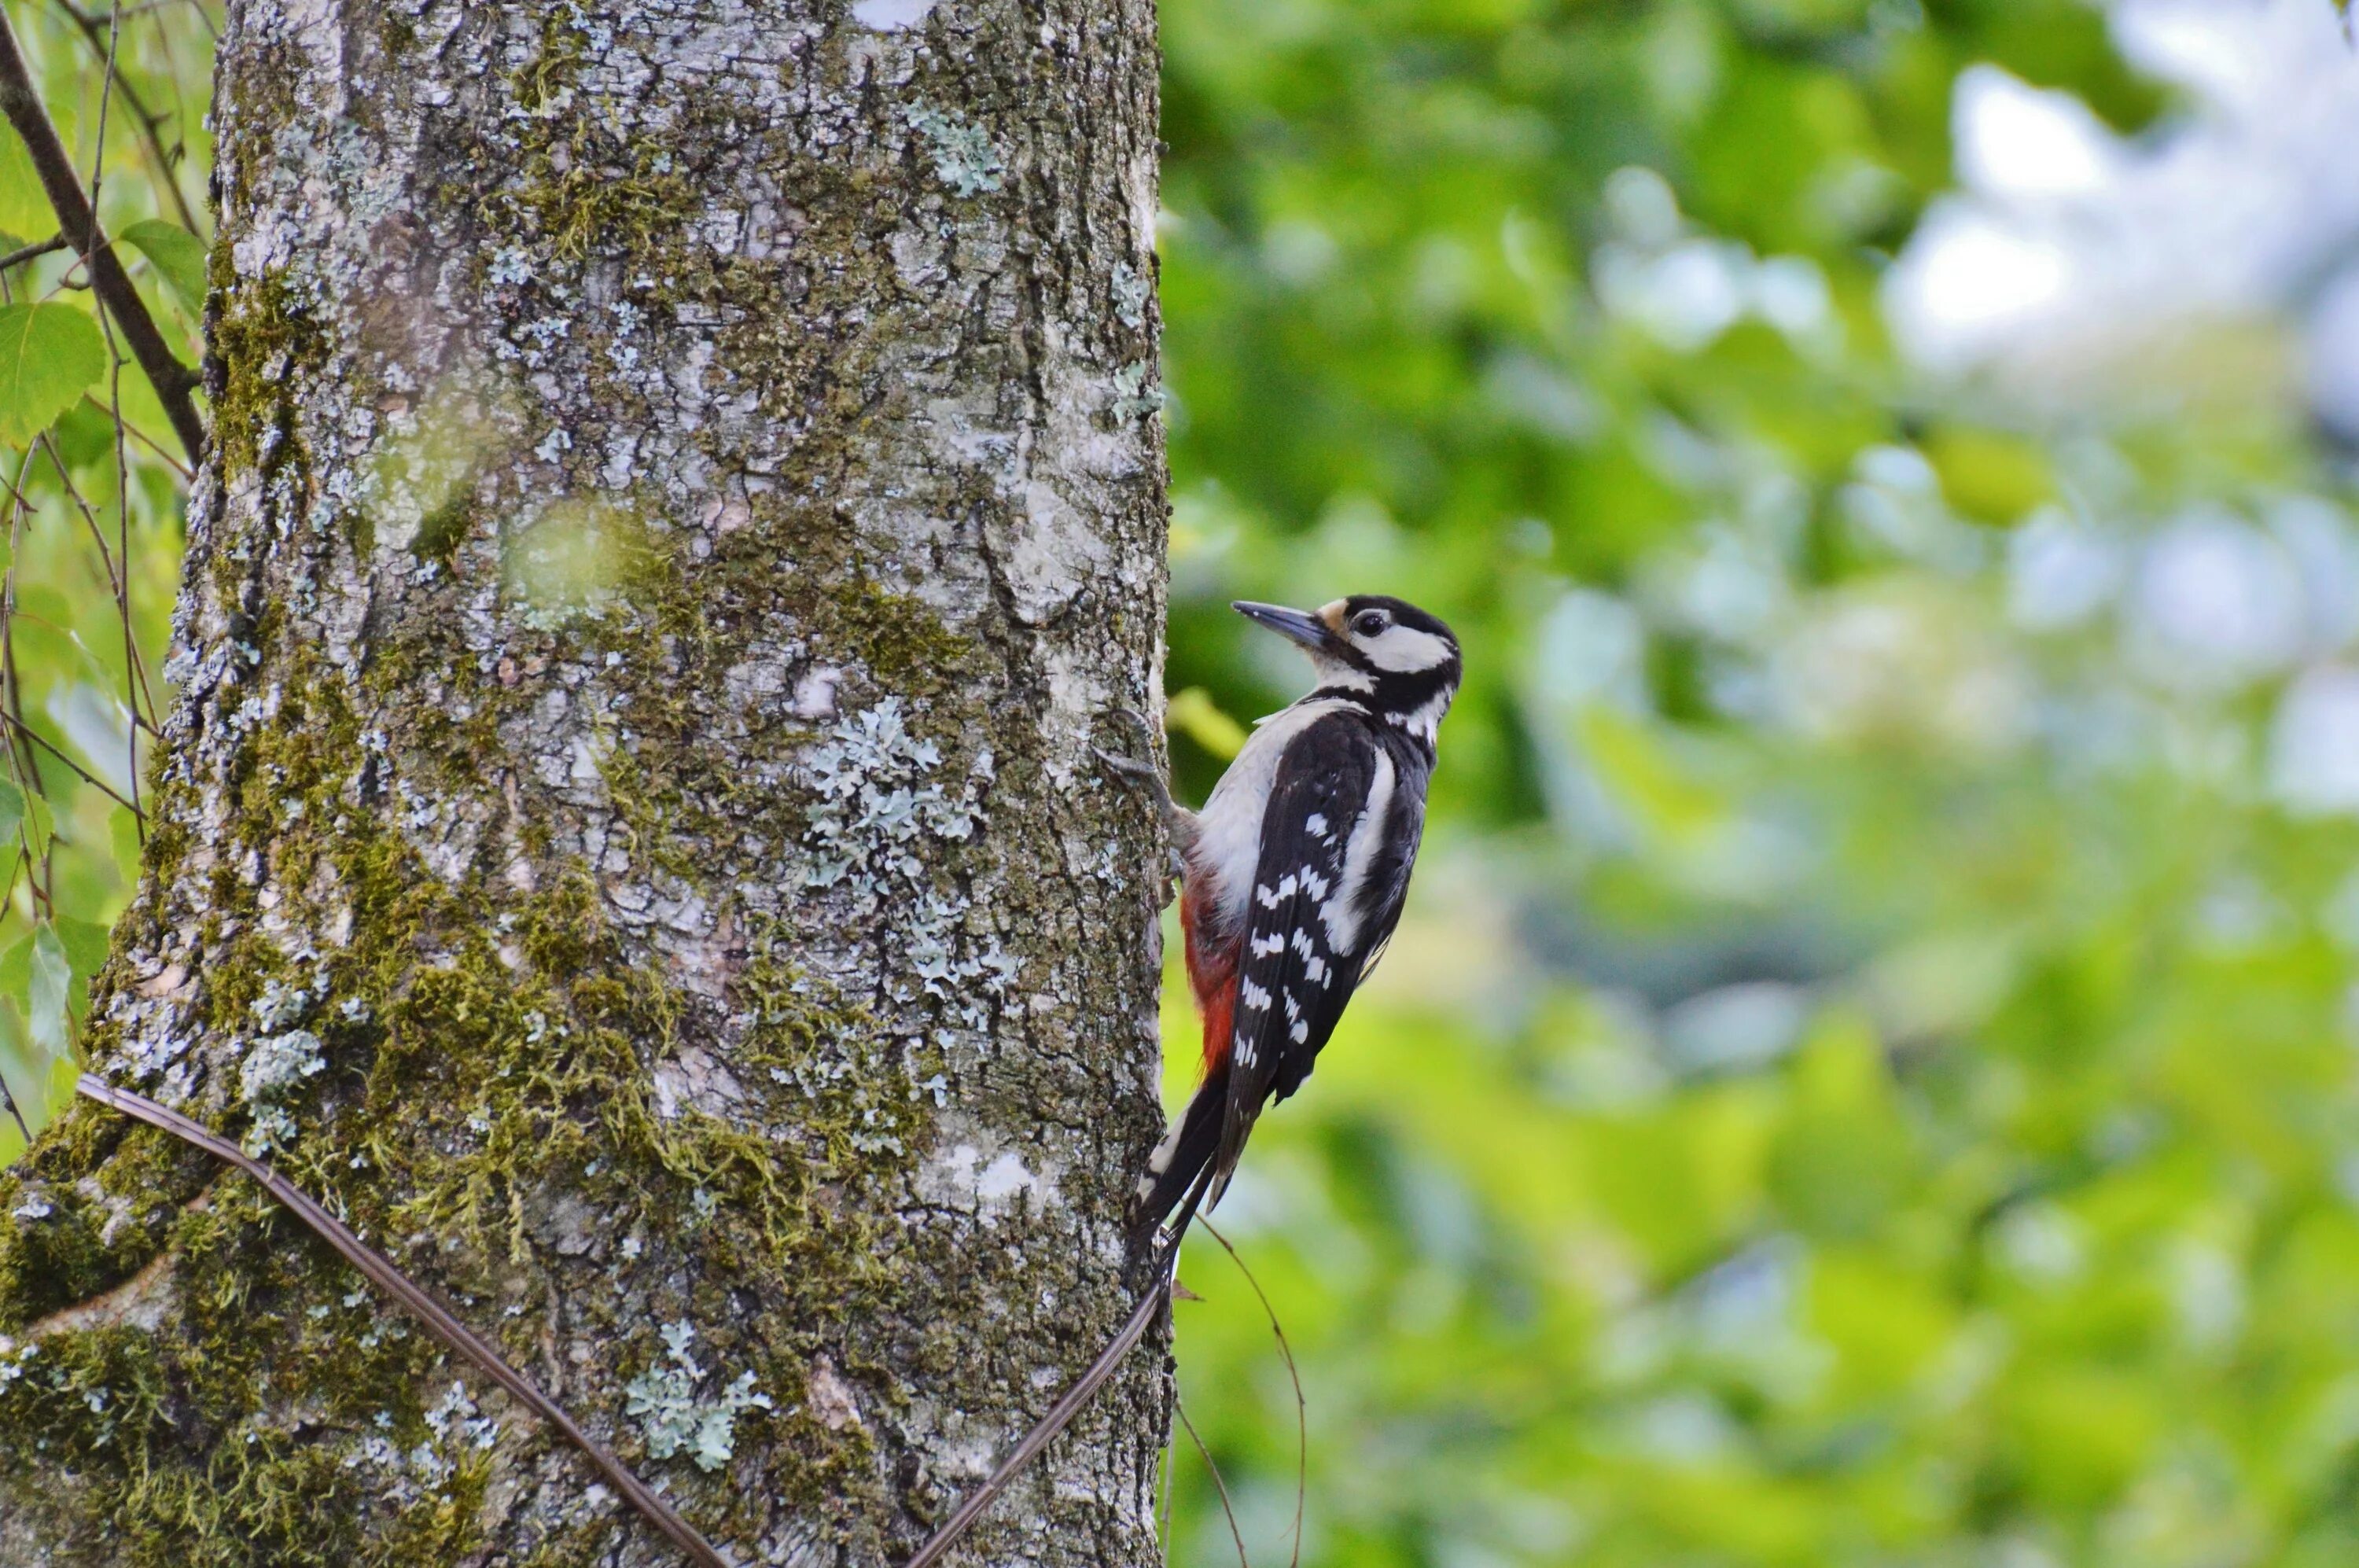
[0, 1, 1172, 1563]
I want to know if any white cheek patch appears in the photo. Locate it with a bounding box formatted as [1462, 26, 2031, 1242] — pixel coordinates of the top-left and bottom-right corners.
[1360, 625, 1453, 673]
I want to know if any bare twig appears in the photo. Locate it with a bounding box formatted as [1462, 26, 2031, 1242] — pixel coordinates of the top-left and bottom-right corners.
[0, 9, 202, 462]
[73, 1074, 731, 1568]
[904, 1165, 1216, 1568]
[24, 426, 162, 734]
[1201, 1219, 1308, 1568]
[1158, 1397, 1180, 1553]
[0, 447, 45, 837]
[39, 9, 163, 795]
[105, 293, 143, 834]
[47, 0, 202, 232]
[0, 707, 142, 817]
[79, 389, 192, 479]
[0, 234, 65, 272]
[1176, 1395, 1252, 1568]
[906, 1268, 1176, 1568]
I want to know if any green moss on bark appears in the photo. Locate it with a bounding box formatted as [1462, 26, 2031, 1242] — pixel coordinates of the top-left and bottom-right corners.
[208, 267, 327, 487]
[0, 627, 931, 1554]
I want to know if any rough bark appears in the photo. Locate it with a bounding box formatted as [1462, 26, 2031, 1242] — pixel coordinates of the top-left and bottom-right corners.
[0, 2, 1171, 1564]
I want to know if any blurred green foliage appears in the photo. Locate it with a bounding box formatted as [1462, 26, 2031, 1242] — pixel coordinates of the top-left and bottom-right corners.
[6, 3, 2359, 1567]
[0, 1, 200, 1163]
[1155, 2, 2359, 1566]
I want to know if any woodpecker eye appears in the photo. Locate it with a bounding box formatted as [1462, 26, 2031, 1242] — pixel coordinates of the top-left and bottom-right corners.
[1352, 610, 1389, 637]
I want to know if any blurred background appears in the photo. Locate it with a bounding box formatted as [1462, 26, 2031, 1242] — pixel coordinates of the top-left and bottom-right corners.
[1157, 2, 2359, 1565]
[7, 1, 2359, 1565]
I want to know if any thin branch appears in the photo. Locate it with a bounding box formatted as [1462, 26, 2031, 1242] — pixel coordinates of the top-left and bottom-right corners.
[0, 234, 65, 272]
[1201, 1219, 1308, 1568]
[0, 1073, 28, 1143]
[1176, 1395, 1252, 1568]
[0, 707, 142, 818]
[47, 0, 202, 232]
[37, 422, 160, 732]
[0, 9, 202, 462]
[101, 218, 143, 834]
[907, 1270, 1176, 1568]
[112, 0, 215, 37]
[13, 410, 163, 737]
[903, 1163, 1218, 1568]
[0, 447, 53, 898]
[72, 1074, 731, 1568]
[1159, 1393, 1180, 1555]
[0, 455, 37, 802]
[81, 388, 193, 479]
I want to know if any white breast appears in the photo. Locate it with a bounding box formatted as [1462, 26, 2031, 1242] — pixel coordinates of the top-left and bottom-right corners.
[1190, 698, 1356, 937]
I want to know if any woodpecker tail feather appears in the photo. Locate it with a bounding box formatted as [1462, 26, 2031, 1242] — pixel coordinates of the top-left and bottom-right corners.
[1132, 1065, 1228, 1250]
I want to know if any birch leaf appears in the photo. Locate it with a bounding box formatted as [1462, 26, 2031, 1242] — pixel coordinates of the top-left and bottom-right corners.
[0, 302, 105, 445]
[28, 922, 69, 1058]
[119, 219, 209, 317]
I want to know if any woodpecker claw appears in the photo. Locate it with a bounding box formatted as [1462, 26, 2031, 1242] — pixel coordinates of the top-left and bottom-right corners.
[1093, 731, 1185, 908]
[1108, 705, 1161, 750]
[1095, 709, 1193, 833]
[1091, 745, 1158, 783]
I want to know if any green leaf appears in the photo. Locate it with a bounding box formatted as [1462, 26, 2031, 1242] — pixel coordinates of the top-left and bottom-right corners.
[0, 124, 50, 248]
[28, 922, 68, 1058]
[0, 777, 21, 844]
[118, 219, 208, 318]
[0, 302, 105, 445]
[53, 915, 109, 979]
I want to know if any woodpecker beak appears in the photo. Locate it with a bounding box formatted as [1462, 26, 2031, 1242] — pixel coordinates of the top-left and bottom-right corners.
[1231, 601, 1338, 653]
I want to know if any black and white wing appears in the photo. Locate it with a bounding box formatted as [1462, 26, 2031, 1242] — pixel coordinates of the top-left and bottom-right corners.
[1212, 712, 1394, 1202]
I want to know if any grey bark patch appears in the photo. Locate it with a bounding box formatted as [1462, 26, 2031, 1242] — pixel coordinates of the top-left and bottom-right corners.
[0, 0, 1175, 1562]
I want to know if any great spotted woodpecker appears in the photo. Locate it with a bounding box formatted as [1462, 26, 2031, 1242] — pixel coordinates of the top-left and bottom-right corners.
[1110, 595, 1462, 1250]
[904, 598, 1461, 1568]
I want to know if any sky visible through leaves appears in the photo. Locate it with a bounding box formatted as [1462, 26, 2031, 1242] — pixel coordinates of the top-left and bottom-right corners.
[7, 3, 2359, 1566]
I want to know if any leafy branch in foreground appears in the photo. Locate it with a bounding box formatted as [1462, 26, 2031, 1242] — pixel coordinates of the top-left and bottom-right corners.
[0, 6, 199, 460]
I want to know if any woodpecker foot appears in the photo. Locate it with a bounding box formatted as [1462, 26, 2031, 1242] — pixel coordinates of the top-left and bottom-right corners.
[1094, 707, 1193, 890]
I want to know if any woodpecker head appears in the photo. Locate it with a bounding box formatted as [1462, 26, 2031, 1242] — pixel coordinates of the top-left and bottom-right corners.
[1232, 594, 1463, 744]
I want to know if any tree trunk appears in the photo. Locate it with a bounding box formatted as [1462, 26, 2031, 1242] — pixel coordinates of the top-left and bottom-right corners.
[0, 2, 1170, 1563]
